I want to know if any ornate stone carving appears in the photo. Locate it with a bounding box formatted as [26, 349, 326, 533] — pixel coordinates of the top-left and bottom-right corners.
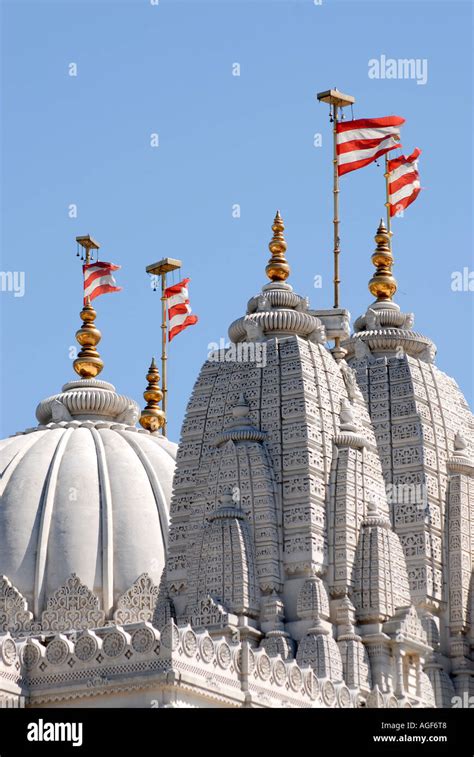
[288, 664, 303, 691]
[0, 635, 17, 666]
[256, 295, 271, 312]
[383, 605, 428, 646]
[419, 671, 436, 707]
[216, 642, 232, 669]
[296, 577, 330, 621]
[338, 685, 352, 708]
[4, 219, 474, 711]
[113, 573, 159, 625]
[397, 312, 414, 329]
[272, 658, 287, 686]
[152, 593, 176, 632]
[308, 324, 327, 345]
[321, 679, 337, 707]
[257, 652, 272, 680]
[188, 596, 229, 629]
[296, 624, 343, 682]
[102, 630, 127, 658]
[230, 307, 324, 343]
[181, 628, 198, 657]
[260, 630, 294, 660]
[199, 634, 215, 663]
[51, 399, 73, 422]
[0, 576, 34, 634]
[36, 380, 140, 425]
[21, 640, 42, 670]
[243, 319, 265, 343]
[131, 625, 156, 655]
[154, 263, 474, 707]
[339, 399, 358, 433]
[46, 636, 71, 666]
[365, 309, 381, 331]
[338, 636, 372, 691]
[340, 362, 358, 401]
[193, 492, 260, 618]
[74, 631, 100, 662]
[353, 512, 411, 623]
[41, 574, 105, 633]
[161, 620, 180, 651]
[418, 344, 436, 363]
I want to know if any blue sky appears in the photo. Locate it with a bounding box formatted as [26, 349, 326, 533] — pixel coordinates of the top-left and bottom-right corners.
[1, 0, 473, 441]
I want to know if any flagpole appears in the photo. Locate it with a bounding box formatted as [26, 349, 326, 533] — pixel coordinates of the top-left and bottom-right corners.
[146, 257, 182, 437]
[316, 89, 355, 359]
[384, 154, 392, 250]
[161, 270, 168, 437]
[332, 103, 340, 312]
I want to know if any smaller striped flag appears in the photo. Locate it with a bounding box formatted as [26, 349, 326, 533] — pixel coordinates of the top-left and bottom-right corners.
[387, 148, 421, 217]
[83, 261, 122, 304]
[165, 277, 198, 342]
[336, 116, 404, 176]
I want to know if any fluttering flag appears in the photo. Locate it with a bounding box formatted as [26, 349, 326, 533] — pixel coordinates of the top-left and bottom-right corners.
[83, 261, 122, 304]
[387, 148, 421, 217]
[336, 116, 405, 176]
[165, 277, 198, 342]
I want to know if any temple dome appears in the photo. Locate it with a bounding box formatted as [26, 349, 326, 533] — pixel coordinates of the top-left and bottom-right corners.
[0, 375, 176, 627]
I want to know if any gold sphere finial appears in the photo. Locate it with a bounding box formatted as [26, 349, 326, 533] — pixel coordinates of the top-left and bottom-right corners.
[265, 210, 290, 282]
[139, 357, 165, 432]
[73, 297, 104, 379]
[368, 219, 397, 302]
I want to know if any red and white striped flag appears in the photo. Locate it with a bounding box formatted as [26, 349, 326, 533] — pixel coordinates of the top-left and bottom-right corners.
[165, 277, 198, 342]
[387, 148, 421, 217]
[336, 116, 405, 176]
[83, 261, 122, 304]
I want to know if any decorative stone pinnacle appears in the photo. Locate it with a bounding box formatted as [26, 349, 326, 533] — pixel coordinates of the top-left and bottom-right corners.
[368, 219, 397, 303]
[220, 490, 234, 506]
[139, 357, 165, 431]
[73, 297, 104, 379]
[209, 488, 245, 521]
[366, 500, 379, 516]
[232, 393, 249, 420]
[448, 430, 473, 474]
[266, 210, 290, 282]
[339, 398, 358, 433]
[454, 431, 469, 457]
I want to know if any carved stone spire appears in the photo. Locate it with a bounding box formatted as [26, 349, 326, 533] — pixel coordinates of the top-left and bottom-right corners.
[344, 219, 436, 362]
[195, 488, 259, 618]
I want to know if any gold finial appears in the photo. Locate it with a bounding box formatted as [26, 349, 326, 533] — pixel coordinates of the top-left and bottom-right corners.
[73, 297, 104, 378]
[139, 358, 165, 432]
[368, 219, 397, 302]
[265, 210, 290, 282]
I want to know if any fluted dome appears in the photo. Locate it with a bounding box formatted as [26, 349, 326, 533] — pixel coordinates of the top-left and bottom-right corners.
[0, 376, 176, 630]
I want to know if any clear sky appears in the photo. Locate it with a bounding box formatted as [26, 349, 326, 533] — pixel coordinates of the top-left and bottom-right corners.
[1, 0, 473, 442]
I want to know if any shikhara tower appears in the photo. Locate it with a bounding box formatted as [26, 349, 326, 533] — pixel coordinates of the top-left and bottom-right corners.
[0, 214, 472, 708]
